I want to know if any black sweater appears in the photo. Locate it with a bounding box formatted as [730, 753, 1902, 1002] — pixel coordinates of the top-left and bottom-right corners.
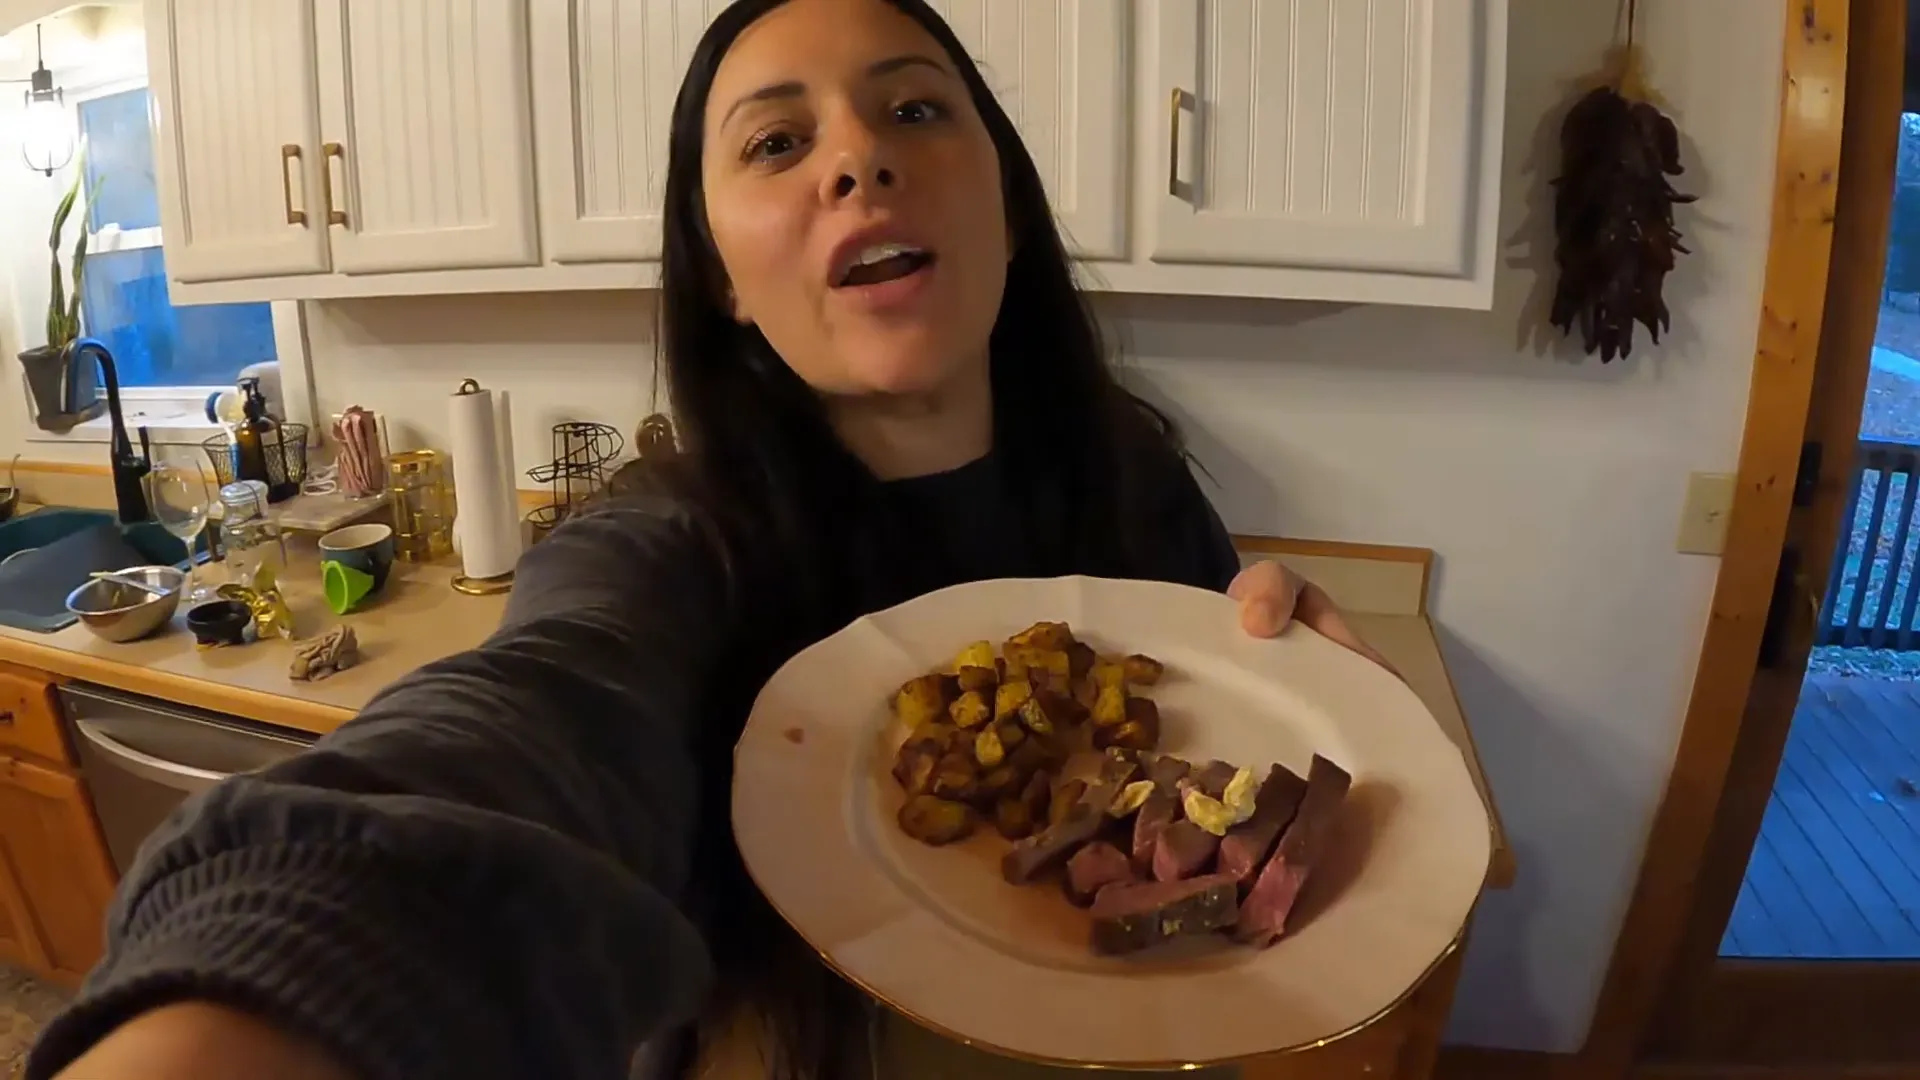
[26, 452, 1240, 1080]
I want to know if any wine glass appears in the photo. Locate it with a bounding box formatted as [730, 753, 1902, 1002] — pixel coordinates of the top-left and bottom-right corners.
[144, 449, 214, 603]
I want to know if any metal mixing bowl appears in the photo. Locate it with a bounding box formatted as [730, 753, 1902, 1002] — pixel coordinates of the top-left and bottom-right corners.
[65, 566, 186, 643]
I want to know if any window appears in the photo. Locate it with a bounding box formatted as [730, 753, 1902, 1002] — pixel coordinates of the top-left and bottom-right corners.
[74, 86, 277, 390]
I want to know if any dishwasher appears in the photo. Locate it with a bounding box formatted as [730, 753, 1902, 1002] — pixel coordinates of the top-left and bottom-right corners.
[59, 683, 317, 874]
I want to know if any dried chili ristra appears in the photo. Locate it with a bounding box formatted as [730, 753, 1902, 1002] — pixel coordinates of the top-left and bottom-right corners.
[1550, 7, 1696, 363]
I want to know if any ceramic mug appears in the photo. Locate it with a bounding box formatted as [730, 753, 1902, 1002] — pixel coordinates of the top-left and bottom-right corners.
[319, 523, 396, 593]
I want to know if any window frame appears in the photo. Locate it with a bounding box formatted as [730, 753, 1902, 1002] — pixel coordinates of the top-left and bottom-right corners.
[23, 75, 314, 447]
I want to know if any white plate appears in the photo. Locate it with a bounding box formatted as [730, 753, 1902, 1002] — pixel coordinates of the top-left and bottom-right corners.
[732, 576, 1491, 1067]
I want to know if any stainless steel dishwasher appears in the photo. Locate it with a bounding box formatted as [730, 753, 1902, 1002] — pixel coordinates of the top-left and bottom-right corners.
[58, 683, 316, 874]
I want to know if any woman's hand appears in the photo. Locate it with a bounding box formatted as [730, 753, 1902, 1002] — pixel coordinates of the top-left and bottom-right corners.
[1228, 560, 1400, 679]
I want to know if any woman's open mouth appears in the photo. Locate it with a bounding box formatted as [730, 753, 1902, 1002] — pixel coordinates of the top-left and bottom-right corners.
[836, 243, 937, 288]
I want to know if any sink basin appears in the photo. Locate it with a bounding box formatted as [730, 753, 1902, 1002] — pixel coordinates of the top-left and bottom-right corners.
[0, 508, 205, 633]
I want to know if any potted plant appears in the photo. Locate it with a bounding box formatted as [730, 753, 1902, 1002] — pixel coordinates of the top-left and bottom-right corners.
[18, 143, 103, 432]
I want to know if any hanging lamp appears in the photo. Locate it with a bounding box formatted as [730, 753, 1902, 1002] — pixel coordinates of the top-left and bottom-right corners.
[20, 24, 75, 176]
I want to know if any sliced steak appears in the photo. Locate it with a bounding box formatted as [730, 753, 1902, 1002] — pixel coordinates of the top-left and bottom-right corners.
[1002, 776, 1122, 885]
[1218, 763, 1310, 883]
[1089, 872, 1241, 956]
[1237, 754, 1352, 946]
[1065, 841, 1136, 905]
[1130, 790, 1179, 872]
[1145, 754, 1192, 793]
[1150, 819, 1220, 882]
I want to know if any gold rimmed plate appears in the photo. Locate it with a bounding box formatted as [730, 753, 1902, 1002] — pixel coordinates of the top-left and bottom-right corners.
[732, 576, 1490, 1067]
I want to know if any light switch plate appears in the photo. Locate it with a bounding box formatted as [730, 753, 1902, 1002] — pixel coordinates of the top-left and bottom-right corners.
[1678, 472, 1738, 555]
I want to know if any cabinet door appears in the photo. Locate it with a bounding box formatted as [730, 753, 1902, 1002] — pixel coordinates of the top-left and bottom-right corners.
[313, 0, 539, 274]
[928, 1, 1129, 261]
[0, 757, 117, 985]
[1154, 0, 1486, 276]
[147, 0, 332, 283]
[532, 0, 725, 264]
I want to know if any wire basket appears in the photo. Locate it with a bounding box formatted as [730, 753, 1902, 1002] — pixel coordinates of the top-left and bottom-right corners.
[202, 424, 310, 496]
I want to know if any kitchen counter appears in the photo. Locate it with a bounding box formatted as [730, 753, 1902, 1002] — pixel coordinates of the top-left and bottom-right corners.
[0, 526, 506, 734]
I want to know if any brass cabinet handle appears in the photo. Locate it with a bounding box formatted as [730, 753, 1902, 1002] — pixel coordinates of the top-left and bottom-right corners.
[1168, 87, 1185, 196]
[279, 144, 307, 226]
[321, 141, 348, 227]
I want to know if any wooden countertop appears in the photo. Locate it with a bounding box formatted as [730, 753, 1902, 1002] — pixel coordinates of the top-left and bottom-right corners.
[0, 527, 506, 735]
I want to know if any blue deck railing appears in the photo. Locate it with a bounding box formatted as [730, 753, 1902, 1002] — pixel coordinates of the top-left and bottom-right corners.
[1821, 436, 1920, 648]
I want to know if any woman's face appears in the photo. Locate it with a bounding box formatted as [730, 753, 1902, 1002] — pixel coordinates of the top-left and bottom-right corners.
[701, 0, 1008, 400]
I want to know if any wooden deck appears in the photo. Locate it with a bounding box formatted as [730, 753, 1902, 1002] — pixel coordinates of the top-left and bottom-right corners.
[1722, 673, 1920, 958]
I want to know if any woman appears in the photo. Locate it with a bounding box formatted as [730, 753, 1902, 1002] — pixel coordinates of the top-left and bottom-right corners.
[30, 1, 1387, 1078]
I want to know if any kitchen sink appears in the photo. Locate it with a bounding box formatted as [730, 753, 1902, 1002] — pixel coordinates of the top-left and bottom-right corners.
[0, 508, 202, 633]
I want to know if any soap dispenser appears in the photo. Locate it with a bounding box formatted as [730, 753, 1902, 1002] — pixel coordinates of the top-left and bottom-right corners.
[231, 377, 277, 493]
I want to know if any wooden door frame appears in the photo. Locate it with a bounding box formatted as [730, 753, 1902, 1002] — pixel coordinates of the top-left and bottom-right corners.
[1578, 0, 1911, 1071]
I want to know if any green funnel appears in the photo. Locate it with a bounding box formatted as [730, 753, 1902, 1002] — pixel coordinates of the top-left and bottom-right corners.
[323, 559, 375, 615]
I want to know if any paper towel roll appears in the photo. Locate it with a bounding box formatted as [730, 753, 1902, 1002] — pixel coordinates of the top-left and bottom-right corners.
[449, 381, 521, 581]
[493, 390, 520, 537]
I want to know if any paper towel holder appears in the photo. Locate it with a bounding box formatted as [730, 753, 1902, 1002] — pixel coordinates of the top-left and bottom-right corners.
[450, 378, 516, 597]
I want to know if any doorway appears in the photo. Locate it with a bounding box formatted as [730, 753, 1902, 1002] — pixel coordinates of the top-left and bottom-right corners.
[1716, 130, 1920, 962]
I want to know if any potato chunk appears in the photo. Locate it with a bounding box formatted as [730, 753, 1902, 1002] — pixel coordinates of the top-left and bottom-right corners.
[949, 690, 992, 730]
[898, 796, 977, 846]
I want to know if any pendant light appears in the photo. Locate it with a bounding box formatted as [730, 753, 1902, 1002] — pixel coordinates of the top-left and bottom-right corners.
[20, 24, 74, 177]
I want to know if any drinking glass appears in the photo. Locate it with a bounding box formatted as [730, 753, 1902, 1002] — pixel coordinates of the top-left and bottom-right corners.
[144, 450, 214, 602]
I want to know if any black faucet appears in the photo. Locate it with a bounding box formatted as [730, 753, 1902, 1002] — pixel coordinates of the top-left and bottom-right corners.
[70, 338, 151, 523]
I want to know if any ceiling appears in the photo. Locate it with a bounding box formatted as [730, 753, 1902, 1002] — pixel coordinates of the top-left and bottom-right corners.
[0, 3, 140, 84]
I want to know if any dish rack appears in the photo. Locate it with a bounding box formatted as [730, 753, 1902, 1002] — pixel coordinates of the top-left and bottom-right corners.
[202, 424, 309, 491]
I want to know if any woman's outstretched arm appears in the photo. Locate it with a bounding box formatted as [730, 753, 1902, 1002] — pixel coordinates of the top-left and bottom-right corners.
[30, 495, 731, 1080]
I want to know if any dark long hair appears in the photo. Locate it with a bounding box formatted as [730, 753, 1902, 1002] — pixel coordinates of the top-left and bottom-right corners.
[655, 0, 1185, 612]
[646, 1, 1189, 1074]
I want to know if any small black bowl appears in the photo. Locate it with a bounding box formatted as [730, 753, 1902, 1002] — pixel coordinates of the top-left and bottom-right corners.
[185, 600, 252, 646]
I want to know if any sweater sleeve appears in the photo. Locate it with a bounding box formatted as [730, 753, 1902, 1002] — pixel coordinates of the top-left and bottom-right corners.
[27, 496, 727, 1080]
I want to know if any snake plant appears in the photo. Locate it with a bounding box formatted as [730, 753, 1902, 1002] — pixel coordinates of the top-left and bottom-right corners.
[44, 141, 93, 354]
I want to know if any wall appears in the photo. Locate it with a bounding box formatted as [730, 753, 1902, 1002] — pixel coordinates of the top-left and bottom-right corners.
[9, 0, 1786, 1055]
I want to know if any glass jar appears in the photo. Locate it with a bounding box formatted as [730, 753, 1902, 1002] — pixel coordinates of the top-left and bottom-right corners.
[217, 480, 287, 591]
[388, 450, 454, 561]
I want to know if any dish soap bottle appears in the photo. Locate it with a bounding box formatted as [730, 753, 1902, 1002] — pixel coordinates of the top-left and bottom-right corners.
[231, 377, 277, 492]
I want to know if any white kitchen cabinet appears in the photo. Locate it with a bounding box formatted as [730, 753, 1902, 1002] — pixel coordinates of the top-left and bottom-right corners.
[531, 0, 726, 265]
[312, 0, 539, 274]
[531, 0, 1128, 266]
[925, 1, 1130, 261]
[146, 0, 332, 284]
[1127, 0, 1504, 305]
[147, 0, 1506, 309]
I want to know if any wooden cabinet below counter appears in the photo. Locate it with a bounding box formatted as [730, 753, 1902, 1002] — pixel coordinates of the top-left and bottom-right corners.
[0, 665, 119, 987]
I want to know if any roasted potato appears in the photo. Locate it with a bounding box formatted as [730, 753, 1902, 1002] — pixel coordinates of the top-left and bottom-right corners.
[893, 674, 954, 728]
[930, 752, 979, 802]
[1005, 645, 1071, 683]
[956, 665, 998, 693]
[1123, 654, 1166, 686]
[898, 796, 978, 846]
[1008, 621, 1075, 651]
[950, 690, 993, 730]
[994, 719, 1026, 751]
[892, 743, 939, 795]
[1016, 696, 1056, 737]
[1066, 641, 1096, 679]
[954, 640, 996, 673]
[1071, 677, 1098, 711]
[994, 679, 1033, 724]
[998, 795, 1044, 837]
[994, 797, 1037, 840]
[1090, 659, 1127, 690]
[977, 764, 1024, 804]
[974, 726, 1007, 768]
[1008, 731, 1067, 775]
[1094, 700, 1161, 753]
[1091, 684, 1128, 728]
